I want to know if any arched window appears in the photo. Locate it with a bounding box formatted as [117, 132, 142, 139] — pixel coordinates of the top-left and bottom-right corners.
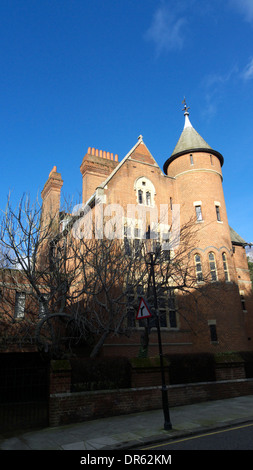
[134, 177, 156, 206]
[209, 252, 218, 281]
[222, 252, 229, 281]
[194, 254, 203, 282]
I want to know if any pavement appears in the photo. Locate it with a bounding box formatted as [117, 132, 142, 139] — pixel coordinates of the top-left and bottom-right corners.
[1, 395, 253, 451]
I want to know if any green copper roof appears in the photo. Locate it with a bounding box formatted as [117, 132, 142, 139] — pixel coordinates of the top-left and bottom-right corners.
[163, 108, 224, 174]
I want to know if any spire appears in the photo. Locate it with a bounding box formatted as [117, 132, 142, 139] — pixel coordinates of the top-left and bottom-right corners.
[163, 100, 224, 174]
[182, 99, 192, 129]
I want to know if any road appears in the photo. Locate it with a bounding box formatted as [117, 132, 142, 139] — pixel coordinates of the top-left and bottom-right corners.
[140, 422, 253, 450]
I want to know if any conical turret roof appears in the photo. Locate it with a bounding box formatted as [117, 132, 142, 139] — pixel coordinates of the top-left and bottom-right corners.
[163, 104, 224, 174]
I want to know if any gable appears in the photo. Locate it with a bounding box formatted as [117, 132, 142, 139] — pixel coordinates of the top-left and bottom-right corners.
[128, 140, 159, 167]
[98, 136, 160, 191]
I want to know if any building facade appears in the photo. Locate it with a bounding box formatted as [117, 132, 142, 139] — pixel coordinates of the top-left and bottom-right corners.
[40, 106, 253, 358]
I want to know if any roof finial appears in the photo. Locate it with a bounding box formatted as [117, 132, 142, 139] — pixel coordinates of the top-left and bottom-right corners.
[182, 97, 190, 115]
[182, 98, 192, 129]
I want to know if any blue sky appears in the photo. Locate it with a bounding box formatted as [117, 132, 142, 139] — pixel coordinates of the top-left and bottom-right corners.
[0, 0, 253, 244]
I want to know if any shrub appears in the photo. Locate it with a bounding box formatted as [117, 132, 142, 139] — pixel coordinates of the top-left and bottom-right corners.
[166, 353, 216, 384]
[239, 351, 253, 378]
[70, 356, 131, 392]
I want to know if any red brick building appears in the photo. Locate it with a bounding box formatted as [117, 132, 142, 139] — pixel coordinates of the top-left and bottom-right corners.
[40, 106, 253, 358]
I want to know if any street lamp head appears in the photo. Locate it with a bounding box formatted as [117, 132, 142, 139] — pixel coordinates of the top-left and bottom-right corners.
[143, 239, 162, 262]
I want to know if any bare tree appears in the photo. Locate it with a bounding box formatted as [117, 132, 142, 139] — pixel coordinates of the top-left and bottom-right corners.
[0, 195, 80, 355]
[0, 194, 232, 359]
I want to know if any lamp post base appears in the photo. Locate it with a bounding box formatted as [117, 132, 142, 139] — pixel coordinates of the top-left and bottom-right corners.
[164, 421, 172, 431]
[162, 387, 172, 430]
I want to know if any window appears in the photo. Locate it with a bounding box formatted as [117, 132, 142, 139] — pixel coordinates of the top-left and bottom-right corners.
[39, 294, 49, 318]
[170, 197, 173, 210]
[222, 253, 229, 281]
[210, 155, 213, 165]
[158, 291, 167, 327]
[146, 191, 151, 206]
[195, 205, 203, 221]
[14, 292, 26, 319]
[190, 154, 194, 165]
[240, 290, 246, 312]
[163, 246, 171, 262]
[215, 205, 221, 221]
[124, 236, 131, 256]
[134, 238, 141, 257]
[138, 189, 143, 204]
[194, 254, 203, 282]
[168, 290, 177, 329]
[128, 285, 178, 330]
[135, 177, 155, 206]
[156, 288, 177, 328]
[169, 311, 177, 328]
[209, 323, 218, 342]
[124, 225, 142, 258]
[209, 252, 218, 281]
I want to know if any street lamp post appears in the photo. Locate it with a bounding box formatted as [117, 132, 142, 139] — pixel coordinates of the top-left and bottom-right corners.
[148, 250, 172, 431]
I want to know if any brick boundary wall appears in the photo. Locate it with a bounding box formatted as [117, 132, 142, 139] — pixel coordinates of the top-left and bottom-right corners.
[49, 378, 253, 427]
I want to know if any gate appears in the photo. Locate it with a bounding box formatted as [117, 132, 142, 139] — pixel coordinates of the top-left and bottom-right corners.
[0, 353, 49, 435]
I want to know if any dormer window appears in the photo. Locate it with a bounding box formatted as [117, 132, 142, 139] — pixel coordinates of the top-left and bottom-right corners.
[134, 177, 156, 206]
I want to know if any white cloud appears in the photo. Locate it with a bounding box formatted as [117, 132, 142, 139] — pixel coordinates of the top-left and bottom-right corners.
[229, 0, 253, 23]
[144, 4, 187, 55]
[201, 67, 238, 118]
[242, 57, 253, 80]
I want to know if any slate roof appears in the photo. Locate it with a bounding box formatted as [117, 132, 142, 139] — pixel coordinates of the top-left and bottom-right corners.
[229, 226, 246, 246]
[163, 112, 224, 174]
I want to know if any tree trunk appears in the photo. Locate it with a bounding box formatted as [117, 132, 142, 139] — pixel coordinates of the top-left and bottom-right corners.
[90, 331, 109, 358]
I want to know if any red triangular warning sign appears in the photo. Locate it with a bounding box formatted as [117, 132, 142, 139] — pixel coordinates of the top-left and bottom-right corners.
[136, 297, 152, 320]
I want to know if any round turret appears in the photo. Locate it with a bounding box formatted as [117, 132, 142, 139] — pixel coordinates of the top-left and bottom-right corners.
[163, 104, 223, 174]
[165, 103, 233, 285]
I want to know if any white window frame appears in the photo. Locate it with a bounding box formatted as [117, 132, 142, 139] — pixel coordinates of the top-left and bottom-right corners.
[193, 201, 203, 222]
[134, 177, 156, 207]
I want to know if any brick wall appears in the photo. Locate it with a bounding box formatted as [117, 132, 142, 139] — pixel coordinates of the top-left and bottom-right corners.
[49, 378, 253, 427]
[48, 357, 253, 427]
[49, 360, 72, 394]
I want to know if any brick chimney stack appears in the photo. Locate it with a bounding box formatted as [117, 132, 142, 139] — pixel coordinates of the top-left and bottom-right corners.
[80, 147, 119, 203]
[41, 166, 63, 232]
